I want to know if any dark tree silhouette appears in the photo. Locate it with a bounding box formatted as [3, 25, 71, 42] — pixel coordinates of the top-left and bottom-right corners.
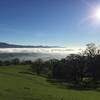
[30, 43, 100, 89]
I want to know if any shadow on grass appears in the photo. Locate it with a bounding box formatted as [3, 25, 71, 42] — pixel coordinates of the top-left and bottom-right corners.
[5, 88, 14, 93]
[21, 96, 42, 100]
[19, 71, 35, 75]
[24, 87, 31, 90]
[47, 79, 100, 92]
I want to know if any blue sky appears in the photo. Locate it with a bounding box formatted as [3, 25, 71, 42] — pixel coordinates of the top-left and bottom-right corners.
[0, 0, 100, 47]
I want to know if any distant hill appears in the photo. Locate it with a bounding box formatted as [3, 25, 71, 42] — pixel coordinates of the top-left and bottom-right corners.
[0, 42, 59, 48]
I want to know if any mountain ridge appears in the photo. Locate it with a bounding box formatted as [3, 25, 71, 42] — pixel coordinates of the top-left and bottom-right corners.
[0, 42, 60, 48]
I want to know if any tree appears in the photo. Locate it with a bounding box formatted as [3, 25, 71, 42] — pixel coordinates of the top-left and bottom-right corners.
[83, 43, 100, 88]
[31, 59, 44, 75]
[84, 43, 97, 57]
[0, 60, 3, 66]
[12, 58, 20, 65]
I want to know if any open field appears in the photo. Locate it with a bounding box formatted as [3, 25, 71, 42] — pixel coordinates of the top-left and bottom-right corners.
[0, 65, 100, 100]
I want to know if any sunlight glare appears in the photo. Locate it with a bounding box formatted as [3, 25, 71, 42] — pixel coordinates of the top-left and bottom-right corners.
[95, 8, 100, 20]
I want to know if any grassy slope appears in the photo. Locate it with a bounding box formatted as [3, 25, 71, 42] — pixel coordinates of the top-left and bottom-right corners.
[0, 65, 100, 100]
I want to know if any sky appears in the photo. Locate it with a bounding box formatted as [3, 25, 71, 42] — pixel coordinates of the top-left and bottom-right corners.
[0, 0, 100, 48]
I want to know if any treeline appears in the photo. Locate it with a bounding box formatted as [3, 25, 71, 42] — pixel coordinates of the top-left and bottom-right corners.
[0, 58, 33, 66]
[31, 43, 100, 89]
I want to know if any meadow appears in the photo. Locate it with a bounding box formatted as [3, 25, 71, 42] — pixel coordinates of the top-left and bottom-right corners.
[0, 65, 100, 100]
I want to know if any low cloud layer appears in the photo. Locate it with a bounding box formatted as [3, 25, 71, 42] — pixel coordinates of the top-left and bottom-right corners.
[0, 48, 81, 54]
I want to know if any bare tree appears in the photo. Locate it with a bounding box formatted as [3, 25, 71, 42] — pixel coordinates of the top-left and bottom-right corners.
[84, 43, 97, 57]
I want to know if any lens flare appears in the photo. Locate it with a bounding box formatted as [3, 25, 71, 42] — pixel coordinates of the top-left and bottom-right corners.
[95, 8, 100, 19]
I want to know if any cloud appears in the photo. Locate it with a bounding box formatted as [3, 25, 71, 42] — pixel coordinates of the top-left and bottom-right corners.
[0, 48, 81, 54]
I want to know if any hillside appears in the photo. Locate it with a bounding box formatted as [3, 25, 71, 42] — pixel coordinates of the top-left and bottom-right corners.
[0, 65, 100, 100]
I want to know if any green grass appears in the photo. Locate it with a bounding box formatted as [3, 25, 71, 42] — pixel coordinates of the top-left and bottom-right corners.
[0, 65, 100, 100]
